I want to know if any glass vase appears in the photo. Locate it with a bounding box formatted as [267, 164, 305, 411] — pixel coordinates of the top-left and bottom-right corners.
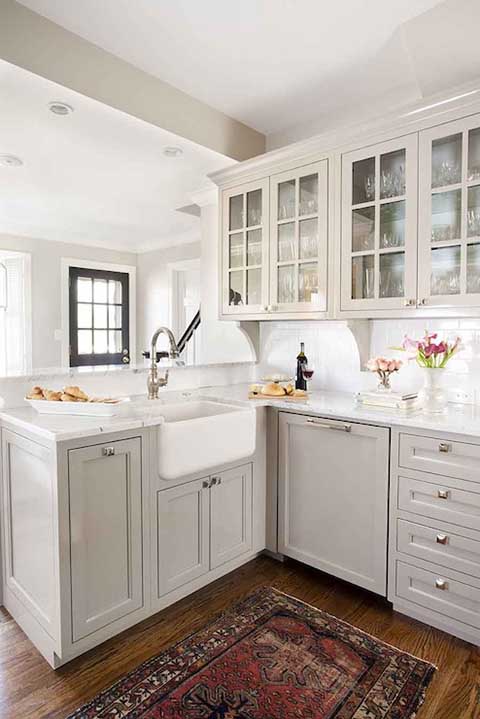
[420, 367, 447, 414]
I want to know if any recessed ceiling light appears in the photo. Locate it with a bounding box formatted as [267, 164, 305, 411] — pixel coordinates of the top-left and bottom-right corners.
[0, 155, 23, 167]
[49, 101, 74, 116]
[163, 146, 183, 158]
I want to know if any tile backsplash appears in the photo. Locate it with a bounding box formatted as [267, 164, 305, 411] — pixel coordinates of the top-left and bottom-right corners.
[258, 318, 480, 403]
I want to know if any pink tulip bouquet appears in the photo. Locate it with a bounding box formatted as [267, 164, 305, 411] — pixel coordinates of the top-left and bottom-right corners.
[400, 331, 461, 368]
[366, 357, 403, 391]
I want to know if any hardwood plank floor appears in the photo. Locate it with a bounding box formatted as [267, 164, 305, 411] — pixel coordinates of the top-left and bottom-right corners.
[0, 555, 478, 718]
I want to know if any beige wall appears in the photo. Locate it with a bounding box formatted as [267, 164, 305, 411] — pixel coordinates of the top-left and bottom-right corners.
[0, 0, 265, 162]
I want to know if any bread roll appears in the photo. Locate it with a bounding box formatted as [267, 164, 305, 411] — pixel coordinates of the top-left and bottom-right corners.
[261, 382, 286, 397]
[64, 385, 89, 401]
[44, 389, 62, 401]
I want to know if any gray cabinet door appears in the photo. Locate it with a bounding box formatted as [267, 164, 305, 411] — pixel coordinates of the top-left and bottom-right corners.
[69, 437, 143, 641]
[210, 465, 253, 569]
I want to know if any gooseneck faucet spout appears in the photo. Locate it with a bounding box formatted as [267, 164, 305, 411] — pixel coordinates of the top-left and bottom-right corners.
[147, 326, 181, 399]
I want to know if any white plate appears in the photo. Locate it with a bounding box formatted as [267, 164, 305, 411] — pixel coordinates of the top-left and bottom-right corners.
[25, 397, 130, 417]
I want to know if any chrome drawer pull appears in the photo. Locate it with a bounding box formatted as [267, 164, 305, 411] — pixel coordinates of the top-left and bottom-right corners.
[202, 480, 210, 489]
[435, 578, 448, 591]
[306, 419, 352, 433]
[437, 489, 450, 500]
[439, 442, 452, 453]
[102, 447, 115, 457]
[436, 534, 449, 545]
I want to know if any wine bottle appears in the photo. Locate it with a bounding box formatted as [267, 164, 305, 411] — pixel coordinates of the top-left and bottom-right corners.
[295, 342, 307, 390]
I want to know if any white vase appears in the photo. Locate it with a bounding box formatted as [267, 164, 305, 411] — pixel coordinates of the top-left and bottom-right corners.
[420, 368, 447, 414]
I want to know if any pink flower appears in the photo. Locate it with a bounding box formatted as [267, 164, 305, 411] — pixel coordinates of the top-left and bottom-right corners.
[378, 359, 389, 371]
[366, 358, 379, 371]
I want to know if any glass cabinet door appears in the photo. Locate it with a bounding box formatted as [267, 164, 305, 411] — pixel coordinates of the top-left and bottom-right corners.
[418, 114, 480, 307]
[222, 179, 269, 314]
[269, 161, 328, 313]
[341, 134, 418, 311]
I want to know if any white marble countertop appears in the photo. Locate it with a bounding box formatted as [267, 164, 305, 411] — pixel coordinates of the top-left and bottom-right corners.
[2, 384, 480, 442]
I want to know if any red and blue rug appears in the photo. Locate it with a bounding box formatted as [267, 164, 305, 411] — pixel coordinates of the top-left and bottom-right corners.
[68, 587, 435, 718]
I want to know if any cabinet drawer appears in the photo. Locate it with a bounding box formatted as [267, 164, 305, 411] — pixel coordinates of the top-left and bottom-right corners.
[396, 561, 480, 630]
[399, 433, 480, 483]
[398, 475, 480, 532]
[397, 519, 480, 579]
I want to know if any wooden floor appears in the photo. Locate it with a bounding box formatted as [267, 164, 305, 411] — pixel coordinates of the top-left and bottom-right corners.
[0, 555, 479, 718]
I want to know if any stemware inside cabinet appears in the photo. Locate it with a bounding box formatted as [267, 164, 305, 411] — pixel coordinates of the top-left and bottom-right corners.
[340, 134, 418, 313]
[269, 160, 328, 314]
[418, 114, 480, 308]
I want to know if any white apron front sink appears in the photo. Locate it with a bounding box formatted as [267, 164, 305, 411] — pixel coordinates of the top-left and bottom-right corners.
[156, 401, 256, 480]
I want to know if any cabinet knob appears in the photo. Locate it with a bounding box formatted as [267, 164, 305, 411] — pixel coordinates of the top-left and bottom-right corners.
[436, 534, 449, 545]
[418, 298, 428, 306]
[404, 299, 416, 307]
[202, 480, 210, 489]
[210, 477, 218, 485]
[439, 442, 452, 453]
[102, 447, 115, 457]
[263, 305, 268, 312]
[435, 578, 448, 591]
[437, 489, 450, 500]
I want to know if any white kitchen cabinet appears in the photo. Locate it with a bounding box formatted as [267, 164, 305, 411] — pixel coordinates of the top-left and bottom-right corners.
[210, 465, 252, 569]
[269, 161, 328, 313]
[341, 134, 418, 312]
[418, 113, 480, 308]
[155, 464, 253, 599]
[221, 179, 270, 315]
[156, 477, 210, 597]
[68, 438, 144, 641]
[278, 412, 390, 595]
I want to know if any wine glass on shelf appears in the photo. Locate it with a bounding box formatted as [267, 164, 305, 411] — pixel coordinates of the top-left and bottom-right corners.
[301, 363, 315, 389]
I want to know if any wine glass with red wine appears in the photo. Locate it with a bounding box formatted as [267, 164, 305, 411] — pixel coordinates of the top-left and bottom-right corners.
[302, 363, 314, 389]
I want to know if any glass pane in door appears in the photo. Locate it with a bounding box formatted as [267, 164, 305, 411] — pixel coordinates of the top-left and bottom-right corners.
[246, 269, 262, 305]
[430, 245, 461, 295]
[246, 189, 262, 227]
[468, 128, 480, 182]
[229, 232, 244, 268]
[379, 252, 405, 298]
[467, 243, 480, 293]
[229, 271, 244, 305]
[380, 149, 405, 199]
[246, 229, 262, 266]
[351, 255, 374, 299]
[352, 157, 375, 205]
[467, 186, 480, 238]
[229, 194, 244, 231]
[431, 189, 461, 242]
[278, 180, 296, 220]
[278, 222, 296, 261]
[278, 265, 295, 303]
[299, 174, 318, 215]
[298, 263, 319, 303]
[380, 201, 405, 248]
[431, 134, 462, 188]
[299, 219, 318, 259]
[352, 206, 375, 252]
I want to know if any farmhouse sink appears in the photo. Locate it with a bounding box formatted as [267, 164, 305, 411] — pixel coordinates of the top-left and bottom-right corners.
[156, 401, 256, 480]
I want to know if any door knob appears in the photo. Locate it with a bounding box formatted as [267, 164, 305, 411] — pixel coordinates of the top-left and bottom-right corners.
[102, 447, 115, 456]
[437, 489, 450, 500]
[435, 578, 448, 590]
[418, 298, 428, 306]
[436, 534, 449, 545]
[404, 299, 416, 307]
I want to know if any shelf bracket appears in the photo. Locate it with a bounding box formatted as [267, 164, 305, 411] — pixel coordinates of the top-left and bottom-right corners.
[346, 319, 371, 371]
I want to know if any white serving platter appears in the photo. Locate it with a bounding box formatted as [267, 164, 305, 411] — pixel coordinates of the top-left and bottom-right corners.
[25, 397, 130, 417]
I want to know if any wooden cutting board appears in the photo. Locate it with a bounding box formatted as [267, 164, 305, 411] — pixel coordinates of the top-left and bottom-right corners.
[248, 392, 308, 401]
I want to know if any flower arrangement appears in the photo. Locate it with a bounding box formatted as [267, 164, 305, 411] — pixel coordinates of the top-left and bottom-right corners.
[400, 331, 461, 368]
[366, 357, 403, 391]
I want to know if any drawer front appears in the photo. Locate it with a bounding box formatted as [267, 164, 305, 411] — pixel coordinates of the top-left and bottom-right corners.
[397, 519, 480, 579]
[399, 433, 480, 483]
[396, 561, 480, 629]
[398, 475, 480, 532]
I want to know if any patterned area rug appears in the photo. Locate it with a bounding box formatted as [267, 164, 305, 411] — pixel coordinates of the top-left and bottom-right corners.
[67, 587, 435, 718]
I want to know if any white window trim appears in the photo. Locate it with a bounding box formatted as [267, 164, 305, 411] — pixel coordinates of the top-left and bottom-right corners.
[0, 250, 32, 375]
[61, 258, 136, 369]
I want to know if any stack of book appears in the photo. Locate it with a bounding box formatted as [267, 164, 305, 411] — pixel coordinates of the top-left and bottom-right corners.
[355, 391, 421, 411]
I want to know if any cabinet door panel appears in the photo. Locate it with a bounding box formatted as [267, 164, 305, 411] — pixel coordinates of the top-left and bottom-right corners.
[69, 438, 143, 641]
[418, 114, 480, 308]
[210, 465, 253, 569]
[341, 134, 418, 311]
[222, 179, 269, 315]
[156, 479, 210, 597]
[278, 413, 389, 595]
[270, 161, 328, 313]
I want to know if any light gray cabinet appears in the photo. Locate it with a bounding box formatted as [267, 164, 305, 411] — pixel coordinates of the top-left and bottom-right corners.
[68, 438, 144, 641]
[278, 412, 390, 595]
[210, 465, 252, 569]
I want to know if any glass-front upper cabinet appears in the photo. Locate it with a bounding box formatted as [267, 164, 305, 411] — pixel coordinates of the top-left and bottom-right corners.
[418, 114, 480, 307]
[222, 179, 269, 315]
[269, 161, 328, 313]
[341, 134, 418, 312]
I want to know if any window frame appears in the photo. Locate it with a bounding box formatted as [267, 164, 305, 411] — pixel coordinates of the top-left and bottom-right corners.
[68, 266, 131, 367]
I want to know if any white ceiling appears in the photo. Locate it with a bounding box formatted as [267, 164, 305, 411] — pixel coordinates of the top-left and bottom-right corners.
[0, 60, 234, 252]
[17, 0, 444, 135]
